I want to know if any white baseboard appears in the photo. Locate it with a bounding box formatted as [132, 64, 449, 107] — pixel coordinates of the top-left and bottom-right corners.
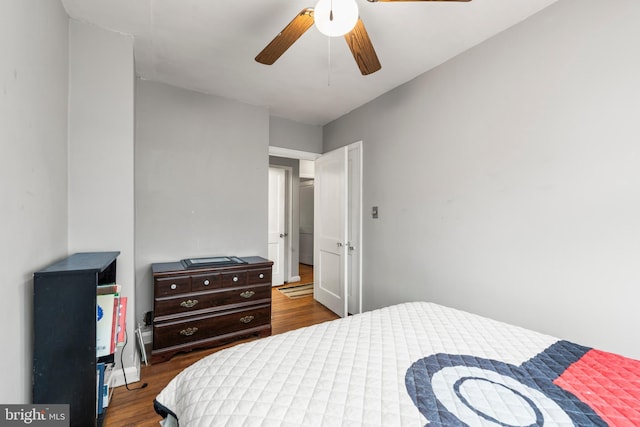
[111, 334, 145, 388]
[110, 365, 140, 388]
[288, 275, 301, 283]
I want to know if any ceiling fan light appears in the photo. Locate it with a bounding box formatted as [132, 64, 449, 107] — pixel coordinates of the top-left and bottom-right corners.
[314, 0, 359, 37]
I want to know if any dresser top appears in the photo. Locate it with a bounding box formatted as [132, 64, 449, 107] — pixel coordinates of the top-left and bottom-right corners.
[151, 256, 272, 275]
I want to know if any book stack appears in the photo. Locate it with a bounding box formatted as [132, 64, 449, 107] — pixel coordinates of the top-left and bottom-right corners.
[96, 362, 114, 415]
[96, 284, 127, 357]
[96, 284, 127, 417]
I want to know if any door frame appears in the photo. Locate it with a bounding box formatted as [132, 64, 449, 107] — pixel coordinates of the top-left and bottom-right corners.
[269, 147, 322, 162]
[268, 145, 362, 312]
[347, 141, 363, 315]
[269, 147, 321, 283]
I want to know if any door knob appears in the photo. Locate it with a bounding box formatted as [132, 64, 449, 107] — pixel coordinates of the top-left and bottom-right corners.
[279, 233, 288, 238]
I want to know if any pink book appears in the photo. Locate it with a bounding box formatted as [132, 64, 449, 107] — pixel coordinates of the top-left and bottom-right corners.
[110, 297, 119, 354]
[116, 297, 128, 345]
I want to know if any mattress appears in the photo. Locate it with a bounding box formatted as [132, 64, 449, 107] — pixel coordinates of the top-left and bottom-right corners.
[154, 302, 640, 426]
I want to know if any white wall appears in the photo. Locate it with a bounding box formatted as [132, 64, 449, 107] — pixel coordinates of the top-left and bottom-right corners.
[270, 116, 323, 154]
[0, 0, 69, 403]
[135, 80, 270, 324]
[324, 0, 640, 359]
[68, 20, 136, 378]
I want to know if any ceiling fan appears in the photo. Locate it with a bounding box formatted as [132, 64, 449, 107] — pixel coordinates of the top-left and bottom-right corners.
[255, 0, 472, 76]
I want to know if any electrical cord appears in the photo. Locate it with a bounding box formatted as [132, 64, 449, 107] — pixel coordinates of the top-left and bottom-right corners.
[120, 327, 148, 391]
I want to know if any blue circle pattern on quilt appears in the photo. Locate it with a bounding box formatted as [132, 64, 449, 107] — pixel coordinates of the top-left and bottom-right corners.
[405, 340, 607, 426]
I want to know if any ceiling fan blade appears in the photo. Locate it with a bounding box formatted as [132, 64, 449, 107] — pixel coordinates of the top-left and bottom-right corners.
[255, 8, 315, 65]
[344, 18, 381, 76]
[367, 0, 471, 2]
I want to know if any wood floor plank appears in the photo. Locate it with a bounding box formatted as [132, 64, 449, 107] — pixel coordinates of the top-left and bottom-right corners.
[103, 264, 336, 426]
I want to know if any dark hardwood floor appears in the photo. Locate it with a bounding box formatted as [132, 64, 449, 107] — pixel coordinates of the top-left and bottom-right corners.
[104, 264, 336, 427]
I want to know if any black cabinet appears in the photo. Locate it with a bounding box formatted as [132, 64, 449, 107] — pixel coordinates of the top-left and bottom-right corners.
[33, 251, 120, 427]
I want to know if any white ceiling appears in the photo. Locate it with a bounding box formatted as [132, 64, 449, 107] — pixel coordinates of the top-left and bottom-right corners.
[60, 0, 559, 126]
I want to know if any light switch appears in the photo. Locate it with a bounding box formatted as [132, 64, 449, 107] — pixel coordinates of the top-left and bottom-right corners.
[372, 206, 378, 219]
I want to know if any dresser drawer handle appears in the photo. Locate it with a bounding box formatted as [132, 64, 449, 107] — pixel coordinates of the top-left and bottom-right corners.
[239, 315, 254, 324]
[203, 279, 210, 286]
[259, 273, 264, 279]
[179, 327, 198, 336]
[170, 284, 177, 290]
[180, 299, 199, 308]
[240, 290, 255, 299]
[233, 276, 239, 282]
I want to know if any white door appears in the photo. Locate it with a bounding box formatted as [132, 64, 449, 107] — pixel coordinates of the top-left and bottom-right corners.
[314, 147, 349, 317]
[268, 167, 286, 286]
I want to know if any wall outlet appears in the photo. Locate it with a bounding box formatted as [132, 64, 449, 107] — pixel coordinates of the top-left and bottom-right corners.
[143, 311, 153, 326]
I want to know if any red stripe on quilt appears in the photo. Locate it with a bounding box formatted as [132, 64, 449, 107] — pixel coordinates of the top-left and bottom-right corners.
[554, 349, 640, 426]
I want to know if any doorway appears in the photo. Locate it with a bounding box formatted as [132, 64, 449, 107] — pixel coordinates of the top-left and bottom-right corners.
[269, 143, 362, 318]
[268, 154, 315, 285]
[299, 177, 314, 266]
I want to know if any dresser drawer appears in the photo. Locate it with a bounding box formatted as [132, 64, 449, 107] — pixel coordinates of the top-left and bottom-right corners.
[221, 271, 247, 287]
[153, 305, 271, 349]
[247, 268, 271, 285]
[154, 285, 271, 318]
[213, 284, 271, 307]
[191, 272, 221, 291]
[155, 275, 191, 297]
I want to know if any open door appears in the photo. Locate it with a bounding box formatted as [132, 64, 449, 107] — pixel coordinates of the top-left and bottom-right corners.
[314, 147, 349, 317]
[268, 167, 286, 286]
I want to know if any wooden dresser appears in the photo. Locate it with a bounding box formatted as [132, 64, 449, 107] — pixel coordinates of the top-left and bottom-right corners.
[151, 256, 273, 363]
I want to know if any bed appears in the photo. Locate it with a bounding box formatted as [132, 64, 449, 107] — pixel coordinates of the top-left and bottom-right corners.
[154, 302, 640, 426]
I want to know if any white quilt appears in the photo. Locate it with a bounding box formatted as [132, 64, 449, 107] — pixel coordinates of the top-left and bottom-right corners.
[154, 302, 577, 426]
[156, 302, 640, 425]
